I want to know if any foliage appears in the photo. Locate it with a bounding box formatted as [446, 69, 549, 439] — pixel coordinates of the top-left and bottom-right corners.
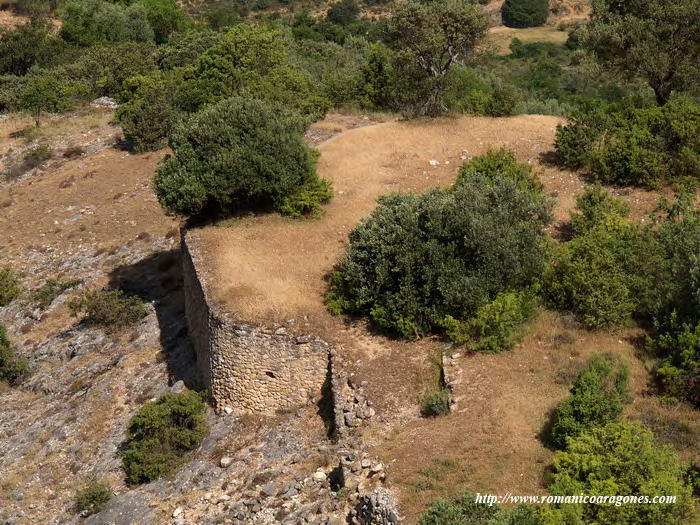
[0, 322, 28, 385]
[569, 184, 630, 236]
[68, 289, 148, 330]
[419, 492, 541, 525]
[75, 479, 111, 516]
[0, 18, 56, 76]
[0, 267, 20, 306]
[156, 29, 221, 70]
[326, 0, 359, 27]
[456, 147, 544, 197]
[32, 278, 82, 308]
[121, 391, 208, 484]
[328, 152, 551, 338]
[652, 317, 700, 407]
[60, 0, 155, 47]
[117, 73, 175, 152]
[386, 0, 490, 116]
[155, 96, 330, 218]
[501, 0, 549, 28]
[549, 354, 629, 449]
[548, 422, 696, 524]
[20, 76, 71, 126]
[583, 0, 700, 106]
[139, 0, 187, 44]
[174, 24, 328, 119]
[420, 388, 451, 418]
[443, 291, 537, 352]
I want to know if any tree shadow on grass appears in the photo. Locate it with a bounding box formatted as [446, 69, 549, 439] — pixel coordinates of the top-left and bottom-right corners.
[108, 248, 202, 391]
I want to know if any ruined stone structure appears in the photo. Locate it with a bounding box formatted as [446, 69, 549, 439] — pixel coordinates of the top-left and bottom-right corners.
[181, 230, 329, 414]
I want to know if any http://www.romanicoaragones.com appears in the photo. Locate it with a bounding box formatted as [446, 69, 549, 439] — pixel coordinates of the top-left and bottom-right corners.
[474, 493, 678, 507]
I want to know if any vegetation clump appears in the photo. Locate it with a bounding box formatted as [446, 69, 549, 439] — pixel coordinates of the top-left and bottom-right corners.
[549, 354, 630, 449]
[75, 479, 111, 516]
[32, 278, 82, 308]
[547, 422, 696, 524]
[328, 151, 551, 340]
[0, 267, 21, 306]
[0, 322, 28, 385]
[68, 289, 147, 330]
[121, 390, 208, 484]
[419, 491, 540, 524]
[155, 96, 331, 219]
[501, 0, 549, 28]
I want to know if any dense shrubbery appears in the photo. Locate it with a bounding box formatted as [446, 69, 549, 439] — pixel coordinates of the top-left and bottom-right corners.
[420, 388, 451, 418]
[549, 354, 629, 449]
[501, 0, 549, 28]
[0, 267, 20, 306]
[75, 479, 111, 516]
[555, 98, 700, 187]
[68, 289, 148, 329]
[547, 422, 695, 524]
[60, 0, 155, 46]
[155, 96, 331, 218]
[0, 322, 28, 385]
[121, 391, 207, 484]
[328, 151, 551, 339]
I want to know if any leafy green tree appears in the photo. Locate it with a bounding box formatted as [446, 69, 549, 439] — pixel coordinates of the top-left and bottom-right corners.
[155, 96, 331, 218]
[174, 24, 328, 118]
[139, 0, 187, 44]
[0, 18, 55, 76]
[328, 152, 551, 338]
[549, 422, 695, 524]
[386, 0, 489, 116]
[60, 0, 154, 46]
[501, 0, 549, 28]
[20, 75, 67, 126]
[583, 0, 700, 105]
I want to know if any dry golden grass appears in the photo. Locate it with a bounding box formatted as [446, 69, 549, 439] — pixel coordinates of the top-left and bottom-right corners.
[487, 25, 570, 54]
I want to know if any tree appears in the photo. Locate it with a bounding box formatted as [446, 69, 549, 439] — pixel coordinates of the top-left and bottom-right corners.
[59, 0, 154, 46]
[0, 18, 54, 76]
[501, 0, 549, 28]
[20, 75, 66, 126]
[584, 0, 700, 105]
[154, 97, 332, 218]
[386, 0, 489, 116]
[326, 0, 359, 26]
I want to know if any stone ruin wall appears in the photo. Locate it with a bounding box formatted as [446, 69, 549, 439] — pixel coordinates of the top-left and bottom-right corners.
[181, 229, 329, 414]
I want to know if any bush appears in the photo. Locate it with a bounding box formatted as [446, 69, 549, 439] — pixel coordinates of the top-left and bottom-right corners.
[68, 289, 147, 330]
[32, 278, 81, 308]
[420, 388, 451, 417]
[0, 323, 28, 385]
[121, 391, 208, 484]
[501, 0, 548, 28]
[75, 479, 111, 516]
[555, 98, 700, 187]
[328, 152, 551, 338]
[549, 354, 629, 449]
[60, 0, 155, 46]
[156, 30, 221, 71]
[326, 0, 359, 27]
[139, 0, 187, 44]
[456, 148, 543, 197]
[548, 422, 695, 524]
[116, 73, 175, 152]
[0, 17, 55, 76]
[0, 267, 20, 306]
[569, 185, 630, 236]
[444, 291, 537, 352]
[155, 96, 330, 218]
[653, 319, 700, 407]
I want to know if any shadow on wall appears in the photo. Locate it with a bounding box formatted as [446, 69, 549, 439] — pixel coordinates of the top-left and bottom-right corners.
[108, 249, 202, 391]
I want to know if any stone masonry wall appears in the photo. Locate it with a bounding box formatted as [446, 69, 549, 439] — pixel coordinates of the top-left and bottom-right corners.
[181, 229, 329, 414]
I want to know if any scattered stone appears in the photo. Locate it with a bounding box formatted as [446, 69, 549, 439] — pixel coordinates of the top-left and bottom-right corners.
[223, 406, 233, 415]
[370, 463, 384, 474]
[312, 471, 327, 482]
[172, 507, 183, 518]
[220, 456, 233, 468]
[260, 482, 279, 498]
[170, 380, 185, 393]
[90, 96, 118, 109]
[361, 459, 371, 469]
[428, 159, 439, 166]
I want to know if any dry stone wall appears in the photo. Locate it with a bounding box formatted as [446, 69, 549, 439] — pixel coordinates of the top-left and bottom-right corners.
[181, 230, 329, 414]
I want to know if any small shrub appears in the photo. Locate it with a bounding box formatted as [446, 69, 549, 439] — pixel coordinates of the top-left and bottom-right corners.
[121, 390, 208, 484]
[420, 388, 451, 417]
[464, 291, 537, 352]
[569, 185, 630, 236]
[155, 96, 330, 218]
[0, 267, 21, 306]
[0, 322, 28, 385]
[548, 422, 696, 524]
[75, 479, 111, 516]
[419, 491, 541, 524]
[549, 354, 630, 450]
[68, 289, 147, 330]
[456, 148, 543, 198]
[501, 0, 548, 28]
[32, 278, 81, 308]
[4, 144, 54, 179]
